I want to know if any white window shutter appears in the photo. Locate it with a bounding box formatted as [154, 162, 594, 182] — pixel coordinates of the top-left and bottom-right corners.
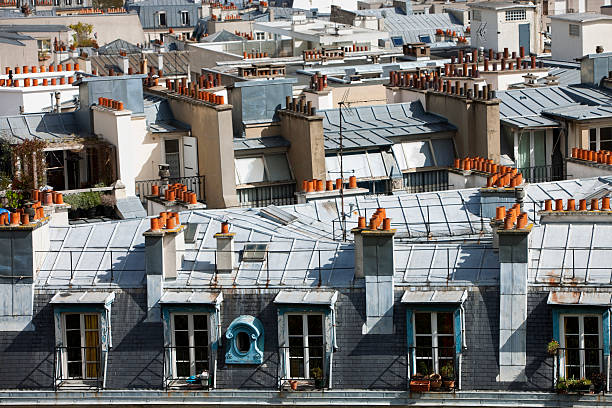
[182, 136, 198, 178]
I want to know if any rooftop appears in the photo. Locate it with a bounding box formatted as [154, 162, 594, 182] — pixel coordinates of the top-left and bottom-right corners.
[0, 112, 82, 142]
[469, 1, 536, 10]
[550, 12, 612, 22]
[321, 101, 456, 151]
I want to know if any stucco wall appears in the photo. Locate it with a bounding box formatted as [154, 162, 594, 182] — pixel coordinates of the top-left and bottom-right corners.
[0, 14, 146, 46]
[0, 40, 38, 72]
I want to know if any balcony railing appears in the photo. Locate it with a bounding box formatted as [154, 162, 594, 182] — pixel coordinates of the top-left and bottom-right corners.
[135, 175, 205, 204]
[553, 347, 607, 392]
[277, 345, 327, 391]
[237, 182, 296, 208]
[54, 346, 103, 390]
[162, 346, 212, 390]
[408, 346, 458, 391]
[518, 164, 566, 183]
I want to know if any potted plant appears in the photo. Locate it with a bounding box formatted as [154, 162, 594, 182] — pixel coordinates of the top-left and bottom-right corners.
[409, 373, 430, 393]
[547, 340, 560, 356]
[440, 362, 455, 390]
[556, 378, 568, 394]
[428, 373, 442, 390]
[310, 367, 324, 390]
[63, 193, 82, 218]
[83, 191, 101, 218]
[566, 378, 591, 393]
[590, 372, 606, 394]
[100, 193, 116, 217]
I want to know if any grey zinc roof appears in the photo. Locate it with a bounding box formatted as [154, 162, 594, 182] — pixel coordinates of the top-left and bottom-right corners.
[542, 104, 612, 121]
[143, 93, 190, 133]
[550, 12, 612, 22]
[115, 196, 147, 219]
[382, 12, 464, 44]
[0, 112, 82, 142]
[321, 101, 455, 151]
[536, 67, 581, 86]
[34, 177, 612, 290]
[470, 1, 535, 10]
[498, 85, 612, 129]
[201, 30, 244, 43]
[0, 24, 69, 33]
[233, 136, 290, 151]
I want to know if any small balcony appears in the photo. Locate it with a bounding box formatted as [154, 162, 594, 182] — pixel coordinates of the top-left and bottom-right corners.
[277, 345, 327, 391]
[408, 346, 458, 392]
[54, 346, 103, 390]
[553, 347, 607, 394]
[162, 346, 212, 390]
[135, 175, 205, 204]
[237, 181, 296, 208]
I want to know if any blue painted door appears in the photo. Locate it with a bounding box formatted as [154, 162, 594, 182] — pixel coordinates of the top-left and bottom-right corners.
[519, 23, 530, 53]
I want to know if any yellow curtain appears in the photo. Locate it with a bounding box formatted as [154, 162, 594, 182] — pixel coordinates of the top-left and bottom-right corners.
[84, 315, 100, 378]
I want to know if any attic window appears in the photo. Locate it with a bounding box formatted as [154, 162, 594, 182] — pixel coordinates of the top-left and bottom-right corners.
[391, 36, 404, 47]
[569, 24, 580, 36]
[243, 243, 268, 262]
[505, 9, 526, 21]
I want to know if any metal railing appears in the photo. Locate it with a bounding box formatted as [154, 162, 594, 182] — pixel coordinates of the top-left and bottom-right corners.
[135, 175, 205, 204]
[162, 345, 211, 390]
[403, 170, 450, 194]
[277, 345, 327, 390]
[237, 182, 296, 208]
[518, 164, 566, 183]
[408, 346, 457, 391]
[553, 347, 607, 392]
[54, 346, 103, 390]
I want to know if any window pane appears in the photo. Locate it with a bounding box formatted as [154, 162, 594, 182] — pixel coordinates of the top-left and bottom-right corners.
[415, 336, 432, 355]
[564, 316, 579, 335]
[265, 154, 292, 182]
[288, 315, 303, 336]
[289, 336, 304, 355]
[290, 358, 304, 377]
[177, 362, 190, 377]
[590, 128, 597, 150]
[308, 315, 323, 336]
[65, 314, 80, 330]
[367, 150, 387, 177]
[165, 139, 179, 154]
[66, 330, 81, 348]
[193, 315, 207, 331]
[415, 313, 431, 334]
[403, 141, 434, 168]
[174, 315, 188, 331]
[85, 330, 99, 349]
[84, 314, 99, 331]
[601, 127, 612, 151]
[174, 331, 189, 347]
[67, 344, 81, 361]
[585, 348, 600, 365]
[416, 359, 433, 375]
[195, 361, 208, 374]
[195, 346, 208, 362]
[236, 331, 250, 353]
[439, 336, 454, 357]
[68, 362, 82, 378]
[565, 334, 579, 349]
[235, 157, 266, 184]
[566, 366, 580, 379]
[325, 155, 340, 179]
[342, 152, 372, 178]
[566, 348, 580, 366]
[437, 313, 454, 335]
[585, 335, 599, 349]
[391, 144, 407, 171]
[584, 316, 600, 335]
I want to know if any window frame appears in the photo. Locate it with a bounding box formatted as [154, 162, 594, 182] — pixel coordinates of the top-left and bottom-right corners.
[569, 23, 580, 37]
[505, 9, 526, 21]
[234, 153, 294, 186]
[61, 312, 102, 381]
[169, 312, 211, 379]
[163, 137, 182, 178]
[180, 10, 190, 26]
[158, 11, 167, 27]
[283, 312, 326, 380]
[412, 311, 455, 375]
[559, 313, 603, 380]
[589, 126, 612, 151]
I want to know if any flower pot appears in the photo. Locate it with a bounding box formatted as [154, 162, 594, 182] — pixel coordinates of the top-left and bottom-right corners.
[409, 380, 430, 393]
[103, 205, 114, 217]
[429, 379, 442, 390]
[443, 380, 455, 389]
[290, 380, 298, 391]
[86, 207, 96, 218]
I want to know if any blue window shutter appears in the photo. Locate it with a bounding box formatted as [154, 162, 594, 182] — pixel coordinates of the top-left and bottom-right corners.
[604, 309, 610, 357]
[406, 310, 414, 349]
[454, 308, 462, 354]
[552, 309, 560, 342]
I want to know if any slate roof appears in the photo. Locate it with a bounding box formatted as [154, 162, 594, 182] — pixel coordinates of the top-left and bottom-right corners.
[98, 39, 142, 55]
[201, 30, 244, 43]
[0, 112, 83, 142]
[143, 93, 190, 133]
[321, 101, 456, 151]
[550, 12, 612, 22]
[498, 85, 612, 129]
[233, 136, 290, 151]
[34, 176, 612, 290]
[542, 104, 612, 121]
[64, 51, 189, 76]
[115, 196, 147, 219]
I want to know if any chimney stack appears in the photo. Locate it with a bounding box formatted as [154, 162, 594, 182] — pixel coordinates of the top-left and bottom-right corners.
[214, 221, 235, 273]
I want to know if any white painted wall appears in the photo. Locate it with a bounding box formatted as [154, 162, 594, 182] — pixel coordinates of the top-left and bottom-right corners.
[93, 107, 156, 196]
[0, 72, 80, 115]
[567, 160, 612, 178]
[551, 19, 612, 61]
[470, 7, 537, 54]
